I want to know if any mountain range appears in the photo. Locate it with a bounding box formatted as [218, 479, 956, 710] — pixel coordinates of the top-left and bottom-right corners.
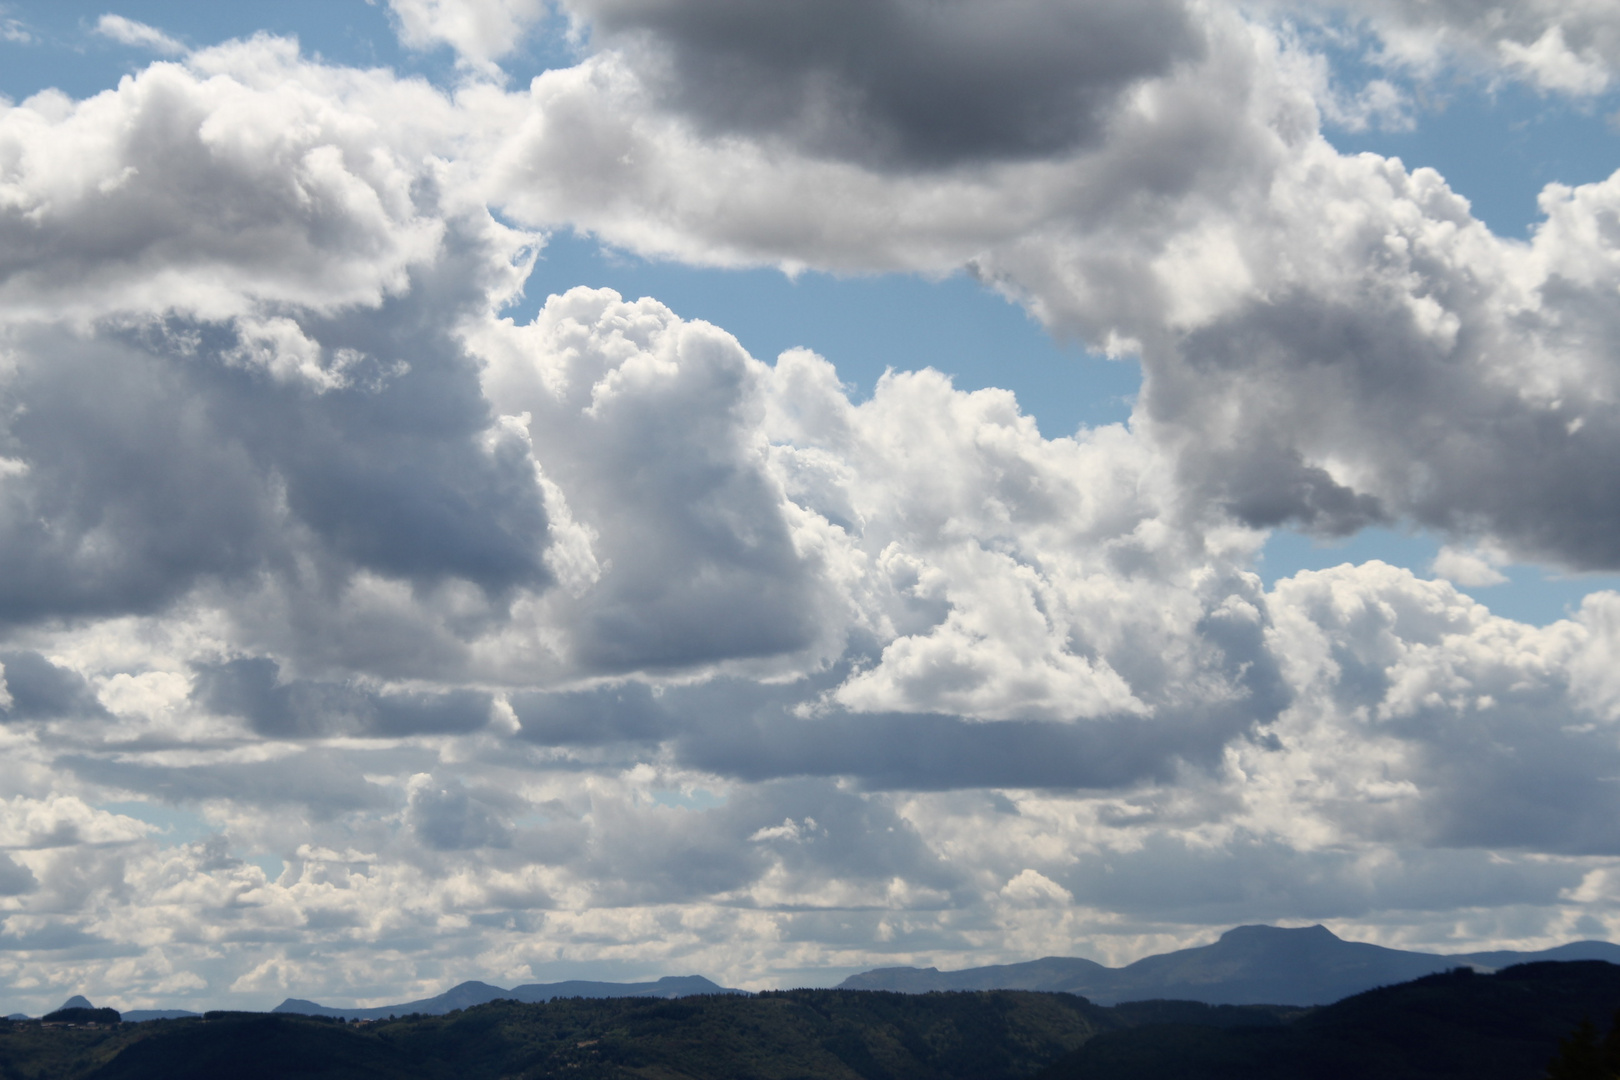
[10, 963, 1620, 1080]
[835, 923, 1620, 1005]
[22, 923, 1620, 1020]
[272, 974, 743, 1021]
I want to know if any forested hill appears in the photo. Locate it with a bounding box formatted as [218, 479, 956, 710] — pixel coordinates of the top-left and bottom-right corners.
[2, 990, 1125, 1080]
[2, 962, 1619, 1079]
[1037, 961, 1620, 1080]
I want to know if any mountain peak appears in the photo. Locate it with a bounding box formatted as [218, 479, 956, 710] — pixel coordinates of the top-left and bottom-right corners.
[58, 995, 94, 1011]
[1218, 923, 1339, 943]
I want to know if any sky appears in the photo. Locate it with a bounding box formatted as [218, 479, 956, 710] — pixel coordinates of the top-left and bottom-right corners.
[2, 0, 1620, 1017]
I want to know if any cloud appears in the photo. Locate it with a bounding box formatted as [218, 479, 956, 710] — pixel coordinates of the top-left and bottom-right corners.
[1116, 162, 1620, 567]
[387, 0, 551, 71]
[484, 5, 1620, 576]
[1000, 868, 1073, 907]
[1287, 0, 1620, 94]
[94, 15, 185, 56]
[0, 39, 460, 324]
[1431, 546, 1509, 588]
[67, 751, 398, 816]
[510, 684, 671, 746]
[191, 658, 493, 739]
[1049, 833, 1582, 925]
[1251, 563, 1620, 855]
[407, 775, 513, 850]
[0, 854, 38, 896]
[0, 652, 108, 721]
[560, 0, 1202, 169]
[0, 45, 556, 650]
[476, 288, 847, 678]
[2, 10, 1620, 1015]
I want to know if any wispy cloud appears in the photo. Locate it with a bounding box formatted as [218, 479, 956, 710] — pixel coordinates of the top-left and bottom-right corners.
[93, 13, 184, 55]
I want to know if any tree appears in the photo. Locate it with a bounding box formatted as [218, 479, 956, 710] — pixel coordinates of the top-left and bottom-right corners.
[1546, 1011, 1620, 1080]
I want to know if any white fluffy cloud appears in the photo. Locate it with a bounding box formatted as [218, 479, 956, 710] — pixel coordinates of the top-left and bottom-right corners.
[1, 0, 1619, 1018]
[484, 2, 1620, 573]
[1293, 0, 1620, 93]
[388, 0, 552, 72]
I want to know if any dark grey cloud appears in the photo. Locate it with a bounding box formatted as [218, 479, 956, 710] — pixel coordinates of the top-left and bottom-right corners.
[1337, 670, 1620, 856]
[510, 684, 671, 745]
[0, 854, 38, 897]
[1148, 282, 1620, 568]
[408, 779, 513, 850]
[573, 778, 959, 905]
[492, 568, 1292, 792]
[490, 609, 1289, 793]
[250, 264, 552, 595]
[0, 296, 549, 628]
[66, 750, 396, 816]
[677, 707, 1235, 791]
[0, 923, 119, 954]
[571, 0, 1203, 168]
[0, 328, 276, 622]
[662, 595, 1289, 791]
[191, 657, 493, 739]
[0, 651, 107, 721]
[188, 834, 245, 873]
[1058, 835, 1581, 924]
[0, 59, 551, 640]
[571, 800, 764, 905]
[722, 778, 961, 892]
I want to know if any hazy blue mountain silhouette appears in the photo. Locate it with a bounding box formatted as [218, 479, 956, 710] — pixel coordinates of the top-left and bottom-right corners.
[21, 993, 196, 1023]
[837, 924, 1620, 1005]
[274, 974, 741, 1020]
[837, 956, 1114, 995]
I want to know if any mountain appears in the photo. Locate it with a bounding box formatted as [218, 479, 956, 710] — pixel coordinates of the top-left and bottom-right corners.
[843, 956, 1114, 994]
[37, 993, 198, 1023]
[837, 924, 1620, 1005]
[273, 973, 743, 1020]
[5, 964, 1619, 1079]
[1452, 940, 1620, 968]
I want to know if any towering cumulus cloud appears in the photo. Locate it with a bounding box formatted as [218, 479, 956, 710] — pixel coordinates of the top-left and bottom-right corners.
[0, 0, 1619, 1015]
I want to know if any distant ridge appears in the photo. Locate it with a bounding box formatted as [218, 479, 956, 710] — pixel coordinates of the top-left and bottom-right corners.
[5, 995, 197, 1024]
[274, 974, 743, 1020]
[836, 924, 1620, 1005]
